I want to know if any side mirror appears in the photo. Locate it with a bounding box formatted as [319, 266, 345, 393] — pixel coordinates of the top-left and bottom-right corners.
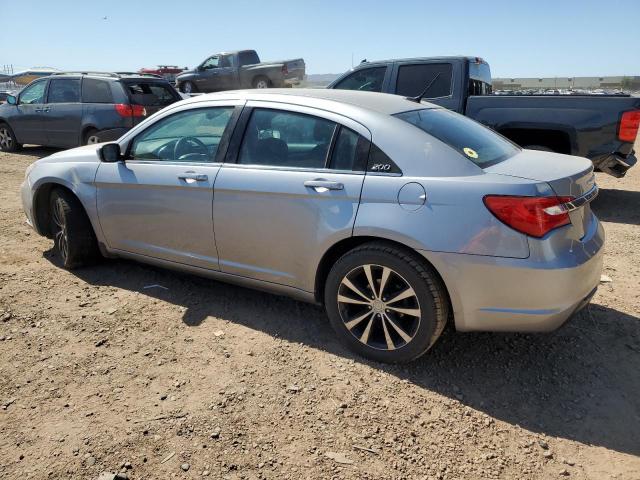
[99, 143, 122, 162]
[6, 95, 16, 105]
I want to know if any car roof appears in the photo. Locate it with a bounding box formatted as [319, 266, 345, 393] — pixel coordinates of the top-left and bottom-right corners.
[184, 88, 437, 116]
[354, 55, 485, 67]
[48, 72, 168, 81]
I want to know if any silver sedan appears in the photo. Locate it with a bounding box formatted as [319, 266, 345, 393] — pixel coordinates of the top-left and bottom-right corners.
[21, 89, 604, 363]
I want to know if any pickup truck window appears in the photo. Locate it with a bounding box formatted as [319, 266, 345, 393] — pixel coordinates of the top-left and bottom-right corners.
[201, 56, 219, 70]
[238, 51, 260, 66]
[333, 67, 386, 93]
[396, 63, 452, 98]
[395, 109, 519, 167]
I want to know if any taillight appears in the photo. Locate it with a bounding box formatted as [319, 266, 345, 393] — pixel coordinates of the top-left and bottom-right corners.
[483, 195, 574, 238]
[114, 103, 146, 118]
[281, 64, 288, 75]
[618, 110, 640, 142]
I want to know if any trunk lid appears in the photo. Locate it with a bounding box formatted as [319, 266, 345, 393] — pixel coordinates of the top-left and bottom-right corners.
[485, 149, 597, 239]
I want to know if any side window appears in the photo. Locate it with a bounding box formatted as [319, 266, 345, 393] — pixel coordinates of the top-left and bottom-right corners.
[218, 55, 231, 68]
[201, 56, 219, 69]
[330, 127, 370, 171]
[333, 67, 386, 92]
[131, 107, 235, 162]
[238, 109, 336, 168]
[19, 81, 46, 105]
[396, 63, 453, 98]
[367, 144, 402, 174]
[47, 79, 80, 103]
[82, 79, 113, 103]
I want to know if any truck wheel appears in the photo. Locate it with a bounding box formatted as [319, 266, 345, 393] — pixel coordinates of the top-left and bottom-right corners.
[181, 81, 196, 94]
[0, 122, 22, 152]
[324, 242, 449, 363]
[49, 188, 100, 269]
[253, 76, 271, 89]
[83, 128, 101, 145]
[523, 145, 554, 152]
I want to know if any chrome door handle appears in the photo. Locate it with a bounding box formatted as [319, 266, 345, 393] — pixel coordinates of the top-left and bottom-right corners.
[304, 179, 344, 192]
[178, 172, 208, 182]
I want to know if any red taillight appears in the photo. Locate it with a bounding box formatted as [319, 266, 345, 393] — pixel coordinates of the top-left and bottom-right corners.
[114, 103, 146, 118]
[618, 110, 640, 143]
[281, 64, 288, 75]
[483, 195, 574, 238]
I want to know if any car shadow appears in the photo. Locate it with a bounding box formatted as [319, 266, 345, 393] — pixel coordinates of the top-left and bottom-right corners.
[46, 250, 640, 457]
[591, 187, 640, 225]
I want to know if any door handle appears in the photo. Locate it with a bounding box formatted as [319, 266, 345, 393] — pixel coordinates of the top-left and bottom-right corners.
[178, 172, 208, 182]
[304, 179, 344, 192]
[35, 107, 50, 113]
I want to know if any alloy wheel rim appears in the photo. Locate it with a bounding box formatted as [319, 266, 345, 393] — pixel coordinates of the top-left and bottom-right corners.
[183, 82, 192, 93]
[0, 128, 12, 149]
[52, 200, 69, 262]
[256, 80, 268, 88]
[337, 264, 421, 351]
[87, 135, 100, 144]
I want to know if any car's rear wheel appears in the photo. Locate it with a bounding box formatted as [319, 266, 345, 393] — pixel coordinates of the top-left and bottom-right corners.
[49, 189, 100, 269]
[0, 122, 22, 152]
[324, 243, 448, 363]
[83, 128, 101, 145]
[181, 81, 196, 94]
[253, 76, 270, 89]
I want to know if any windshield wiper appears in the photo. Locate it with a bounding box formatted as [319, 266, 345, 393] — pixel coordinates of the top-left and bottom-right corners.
[407, 73, 441, 103]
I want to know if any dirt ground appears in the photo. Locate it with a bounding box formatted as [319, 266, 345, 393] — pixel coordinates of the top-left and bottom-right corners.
[0, 140, 639, 480]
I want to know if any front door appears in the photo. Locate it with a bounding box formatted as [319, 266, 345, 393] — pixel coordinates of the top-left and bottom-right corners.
[195, 56, 223, 92]
[11, 79, 48, 145]
[95, 105, 238, 269]
[44, 77, 83, 147]
[213, 105, 369, 291]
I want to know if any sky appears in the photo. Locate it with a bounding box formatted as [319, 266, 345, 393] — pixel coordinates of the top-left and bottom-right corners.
[1, 0, 639, 77]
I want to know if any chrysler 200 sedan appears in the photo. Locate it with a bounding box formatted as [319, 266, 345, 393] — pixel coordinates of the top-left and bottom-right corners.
[20, 89, 604, 363]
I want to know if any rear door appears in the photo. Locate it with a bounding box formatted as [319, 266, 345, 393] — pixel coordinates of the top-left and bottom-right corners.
[96, 103, 241, 269]
[44, 77, 82, 147]
[390, 61, 460, 111]
[214, 55, 236, 91]
[10, 79, 48, 145]
[213, 103, 370, 291]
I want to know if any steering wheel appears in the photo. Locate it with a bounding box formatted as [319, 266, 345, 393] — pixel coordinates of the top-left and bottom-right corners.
[173, 136, 208, 160]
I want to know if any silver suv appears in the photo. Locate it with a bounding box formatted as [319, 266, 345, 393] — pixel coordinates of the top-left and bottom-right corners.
[21, 89, 604, 363]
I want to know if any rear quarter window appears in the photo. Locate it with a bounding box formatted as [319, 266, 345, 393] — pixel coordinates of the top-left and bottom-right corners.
[394, 109, 519, 167]
[396, 63, 452, 98]
[82, 78, 113, 103]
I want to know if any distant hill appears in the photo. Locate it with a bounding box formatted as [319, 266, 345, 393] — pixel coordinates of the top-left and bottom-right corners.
[300, 73, 340, 88]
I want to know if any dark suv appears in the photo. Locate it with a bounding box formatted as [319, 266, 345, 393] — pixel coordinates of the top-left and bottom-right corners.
[0, 72, 181, 151]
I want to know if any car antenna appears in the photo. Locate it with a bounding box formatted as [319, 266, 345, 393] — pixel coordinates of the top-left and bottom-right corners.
[407, 72, 441, 103]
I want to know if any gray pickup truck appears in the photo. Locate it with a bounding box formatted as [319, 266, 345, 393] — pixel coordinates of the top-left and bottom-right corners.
[176, 50, 305, 94]
[329, 56, 640, 177]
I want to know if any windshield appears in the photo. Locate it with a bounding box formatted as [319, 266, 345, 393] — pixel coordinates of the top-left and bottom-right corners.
[394, 108, 519, 167]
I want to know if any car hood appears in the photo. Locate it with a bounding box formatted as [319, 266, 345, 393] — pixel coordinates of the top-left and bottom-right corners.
[176, 70, 196, 79]
[37, 144, 102, 165]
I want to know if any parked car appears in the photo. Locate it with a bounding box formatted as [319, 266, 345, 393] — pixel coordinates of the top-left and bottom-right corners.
[175, 50, 305, 93]
[328, 56, 640, 177]
[21, 89, 604, 363]
[0, 72, 181, 151]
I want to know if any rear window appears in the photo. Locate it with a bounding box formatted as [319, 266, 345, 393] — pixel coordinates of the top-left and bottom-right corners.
[123, 82, 178, 107]
[82, 78, 113, 103]
[238, 51, 260, 66]
[395, 109, 519, 167]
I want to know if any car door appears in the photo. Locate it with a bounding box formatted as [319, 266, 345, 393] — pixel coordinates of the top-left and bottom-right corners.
[195, 56, 223, 92]
[214, 55, 237, 91]
[213, 103, 370, 292]
[10, 79, 48, 145]
[95, 103, 241, 269]
[44, 77, 83, 147]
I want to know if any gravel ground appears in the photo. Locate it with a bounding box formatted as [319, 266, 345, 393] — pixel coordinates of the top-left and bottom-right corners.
[0, 141, 639, 480]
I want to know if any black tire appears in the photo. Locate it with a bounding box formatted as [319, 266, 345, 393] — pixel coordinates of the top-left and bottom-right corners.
[523, 144, 554, 152]
[83, 128, 101, 146]
[0, 122, 22, 152]
[180, 81, 197, 94]
[324, 242, 449, 363]
[252, 76, 271, 89]
[49, 189, 100, 269]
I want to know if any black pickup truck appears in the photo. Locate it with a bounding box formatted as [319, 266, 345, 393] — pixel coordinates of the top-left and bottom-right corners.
[328, 56, 640, 177]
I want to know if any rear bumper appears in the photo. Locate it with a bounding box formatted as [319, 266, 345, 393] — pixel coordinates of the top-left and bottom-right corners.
[420, 218, 605, 332]
[593, 151, 636, 178]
